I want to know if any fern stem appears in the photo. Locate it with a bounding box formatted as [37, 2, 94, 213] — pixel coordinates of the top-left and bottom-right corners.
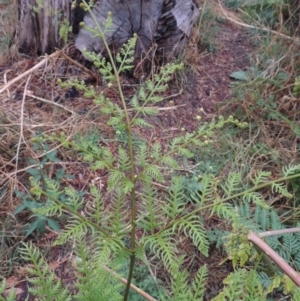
[82, 3, 137, 299]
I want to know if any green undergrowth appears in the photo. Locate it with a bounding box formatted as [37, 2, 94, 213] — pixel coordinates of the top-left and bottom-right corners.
[2, 1, 300, 300]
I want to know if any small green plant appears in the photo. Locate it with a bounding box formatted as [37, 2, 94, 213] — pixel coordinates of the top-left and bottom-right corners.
[14, 138, 73, 236]
[6, 1, 300, 301]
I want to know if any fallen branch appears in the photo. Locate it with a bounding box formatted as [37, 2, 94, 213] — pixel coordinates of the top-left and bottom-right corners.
[248, 230, 300, 287]
[102, 266, 158, 301]
[0, 51, 62, 94]
[258, 227, 300, 239]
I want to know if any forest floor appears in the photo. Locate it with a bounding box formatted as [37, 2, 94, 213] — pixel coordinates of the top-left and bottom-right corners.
[0, 0, 293, 300]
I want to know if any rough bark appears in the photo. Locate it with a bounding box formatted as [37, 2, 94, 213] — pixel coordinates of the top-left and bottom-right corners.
[17, 0, 199, 62]
[75, 0, 199, 61]
[18, 0, 72, 55]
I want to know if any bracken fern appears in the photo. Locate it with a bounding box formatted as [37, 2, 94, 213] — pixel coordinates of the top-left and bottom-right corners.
[9, 1, 300, 300]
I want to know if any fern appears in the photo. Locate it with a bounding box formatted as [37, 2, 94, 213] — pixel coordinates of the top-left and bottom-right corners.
[144, 232, 178, 272]
[138, 182, 165, 234]
[212, 269, 266, 301]
[163, 176, 186, 218]
[8, 2, 300, 301]
[221, 172, 242, 196]
[73, 239, 124, 301]
[0, 279, 16, 301]
[174, 216, 209, 256]
[19, 243, 72, 301]
[159, 258, 207, 301]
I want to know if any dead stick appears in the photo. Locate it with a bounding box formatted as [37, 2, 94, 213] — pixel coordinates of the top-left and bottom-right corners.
[60, 50, 99, 83]
[248, 231, 300, 286]
[258, 227, 300, 238]
[102, 266, 158, 301]
[0, 51, 61, 94]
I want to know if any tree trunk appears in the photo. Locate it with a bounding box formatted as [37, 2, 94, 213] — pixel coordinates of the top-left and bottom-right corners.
[18, 0, 75, 55]
[75, 0, 199, 61]
[17, 0, 199, 61]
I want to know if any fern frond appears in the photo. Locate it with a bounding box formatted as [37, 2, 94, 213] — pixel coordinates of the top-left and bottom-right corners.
[191, 174, 215, 206]
[163, 176, 185, 218]
[250, 171, 271, 186]
[117, 34, 137, 73]
[258, 206, 270, 230]
[270, 209, 281, 230]
[33, 200, 62, 217]
[92, 159, 110, 170]
[243, 191, 269, 209]
[145, 232, 178, 271]
[283, 233, 299, 256]
[191, 265, 208, 300]
[160, 156, 180, 169]
[107, 186, 130, 235]
[53, 216, 90, 245]
[75, 239, 123, 301]
[282, 164, 300, 177]
[212, 269, 265, 301]
[107, 170, 126, 189]
[19, 243, 71, 301]
[152, 141, 162, 160]
[272, 182, 293, 198]
[135, 143, 148, 167]
[138, 182, 164, 233]
[174, 216, 209, 256]
[63, 186, 85, 211]
[91, 235, 126, 269]
[176, 147, 194, 158]
[221, 172, 242, 196]
[140, 165, 164, 183]
[117, 146, 131, 172]
[107, 116, 125, 126]
[84, 184, 112, 226]
[131, 117, 152, 128]
[0, 279, 16, 301]
[169, 136, 184, 151]
[266, 235, 280, 250]
[212, 203, 236, 220]
[166, 259, 191, 301]
[137, 106, 159, 116]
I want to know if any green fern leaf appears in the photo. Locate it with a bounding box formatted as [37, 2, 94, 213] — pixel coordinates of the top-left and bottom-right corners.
[137, 107, 159, 115]
[92, 160, 110, 170]
[160, 156, 180, 169]
[191, 265, 207, 300]
[107, 170, 125, 189]
[141, 165, 164, 182]
[221, 173, 242, 196]
[251, 171, 271, 186]
[282, 164, 300, 177]
[54, 217, 90, 245]
[272, 182, 293, 198]
[145, 232, 177, 271]
[163, 176, 185, 218]
[0, 279, 16, 301]
[175, 216, 209, 256]
[132, 118, 152, 127]
[243, 192, 269, 209]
